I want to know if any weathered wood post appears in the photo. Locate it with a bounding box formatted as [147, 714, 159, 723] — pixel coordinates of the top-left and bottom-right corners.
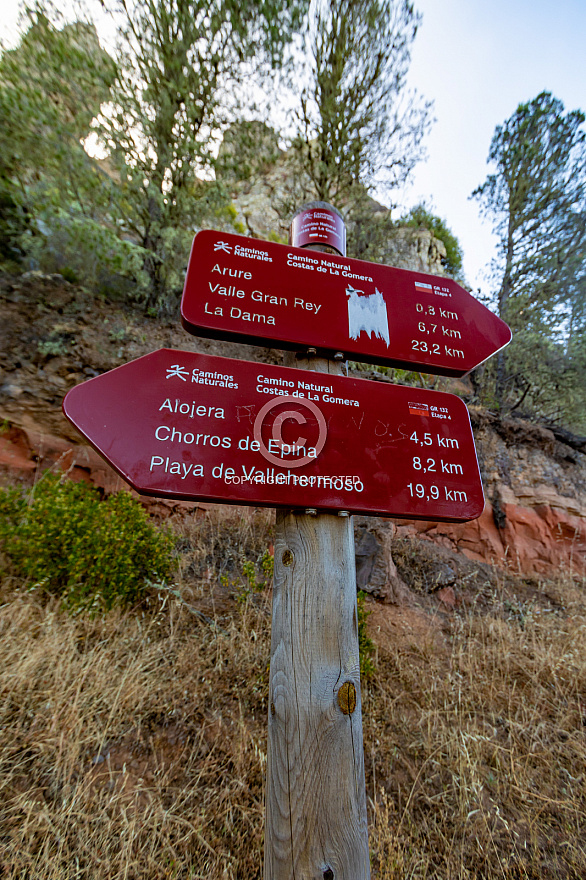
[264, 203, 371, 880]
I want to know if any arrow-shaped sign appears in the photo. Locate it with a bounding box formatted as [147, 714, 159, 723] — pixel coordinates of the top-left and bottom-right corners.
[181, 231, 511, 377]
[63, 349, 484, 522]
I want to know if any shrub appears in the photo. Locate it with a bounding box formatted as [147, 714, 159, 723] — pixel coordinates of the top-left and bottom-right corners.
[21, 208, 151, 300]
[0, 473, 175, 612]
[399, 202, 464, 279]
[221, 548, 274, 605]
[357, 590, 375, 678]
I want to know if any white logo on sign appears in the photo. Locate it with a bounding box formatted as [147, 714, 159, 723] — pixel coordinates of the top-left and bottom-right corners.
[166, 365, 189, 381]
[346, 285, 390, 347]
[214, 241, 232, 253]
[254, 396, 327, 468]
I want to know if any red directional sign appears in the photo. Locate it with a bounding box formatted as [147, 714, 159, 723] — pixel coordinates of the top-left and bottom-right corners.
[181, 230, 511, 377]
[63, 349, 484, 522]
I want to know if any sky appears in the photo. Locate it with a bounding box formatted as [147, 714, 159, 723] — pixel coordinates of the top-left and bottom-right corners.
[1, 0, 585, 294]
[398, 0, 586, 293]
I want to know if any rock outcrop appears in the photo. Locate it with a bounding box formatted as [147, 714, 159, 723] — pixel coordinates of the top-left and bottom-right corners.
[219, 123, 449, 276]
[353, 410, 586, 595]
[394, 411, 586, 578]
[374, 226, 447, 276]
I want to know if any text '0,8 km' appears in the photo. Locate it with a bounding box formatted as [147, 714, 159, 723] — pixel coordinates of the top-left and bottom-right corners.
[181, 230, 512, 377]
[62, 349, 485, 521]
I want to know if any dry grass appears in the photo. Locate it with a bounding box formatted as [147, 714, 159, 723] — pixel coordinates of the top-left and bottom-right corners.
[0, 507, 273, 879]
[1, 506, 585, 878]
[367, 579, 586, 878]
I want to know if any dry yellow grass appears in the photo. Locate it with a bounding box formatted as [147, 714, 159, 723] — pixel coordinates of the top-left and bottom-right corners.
[366, 578, 586, 878]
[0, 507, 585, 878]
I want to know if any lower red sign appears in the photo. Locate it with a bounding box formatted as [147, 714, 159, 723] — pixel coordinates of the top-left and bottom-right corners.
[63, 350, 485, 522]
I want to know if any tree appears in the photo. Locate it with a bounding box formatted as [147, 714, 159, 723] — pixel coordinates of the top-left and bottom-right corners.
[291, 0, 431, 208]
[0, 5, 115, 264]
[100, 0, 309, 308]
[473, 92, 586, 424]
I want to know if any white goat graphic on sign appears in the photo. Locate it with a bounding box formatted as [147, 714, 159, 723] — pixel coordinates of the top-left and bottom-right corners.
[346, 285, 390, 346]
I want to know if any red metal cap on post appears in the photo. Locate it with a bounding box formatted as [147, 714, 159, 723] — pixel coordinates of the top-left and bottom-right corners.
[289, 201, 346, 256]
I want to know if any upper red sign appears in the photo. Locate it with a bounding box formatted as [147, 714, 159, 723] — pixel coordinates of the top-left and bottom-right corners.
[181, 231, 511, 377]
[63, 349, 484, 522]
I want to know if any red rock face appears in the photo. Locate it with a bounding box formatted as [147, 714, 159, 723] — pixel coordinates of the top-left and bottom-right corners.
[395, 500, 586, 578]
[0, 425, 122, 492]
[500, 502, 585, 576]
[394, 411, 586, 578]
[0, 425, 211, 517]
[0, 417, 584, 579]
[0, 426, 36, 474]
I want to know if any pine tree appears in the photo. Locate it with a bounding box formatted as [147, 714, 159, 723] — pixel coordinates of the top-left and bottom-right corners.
[292, 0, 431, 207]
[100, 0, 309, 308]
[473, 91, 586, 426]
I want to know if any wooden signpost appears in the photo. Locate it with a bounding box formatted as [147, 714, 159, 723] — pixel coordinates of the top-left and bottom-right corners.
[264, 205, 369, 880]
[63, 201, 511, 880]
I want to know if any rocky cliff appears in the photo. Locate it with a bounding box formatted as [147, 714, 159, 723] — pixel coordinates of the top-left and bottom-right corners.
[220, 123, 450, 277]
[1, 132, 585, 591]
[394, 410, 586, 579]
[0, 269, 584, 587]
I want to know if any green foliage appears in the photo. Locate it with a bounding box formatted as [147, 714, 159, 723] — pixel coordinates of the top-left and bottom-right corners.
[221, 549, 274, 605]
[357, 590, 375, 679]
[22, 209, 151, 298]
[0, 6, 116, 268]
[0, 474, 175, 612]
[473, 329, 586, 432]
[1, 0, 432, 309]
[0, 5, 154, 301]
[37, 337, 69, 358]
[217, 121, 282, 183]
[99, 0, 309, 311]
[0, 181, 29, 265]
[0, 8, 114, 175]
[399, 203, 464, 279]
[472, 91, 586, 426]
[349, 360, 440, 392]
[293, 0, 431, 204]
[344, 194, 394, 260]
